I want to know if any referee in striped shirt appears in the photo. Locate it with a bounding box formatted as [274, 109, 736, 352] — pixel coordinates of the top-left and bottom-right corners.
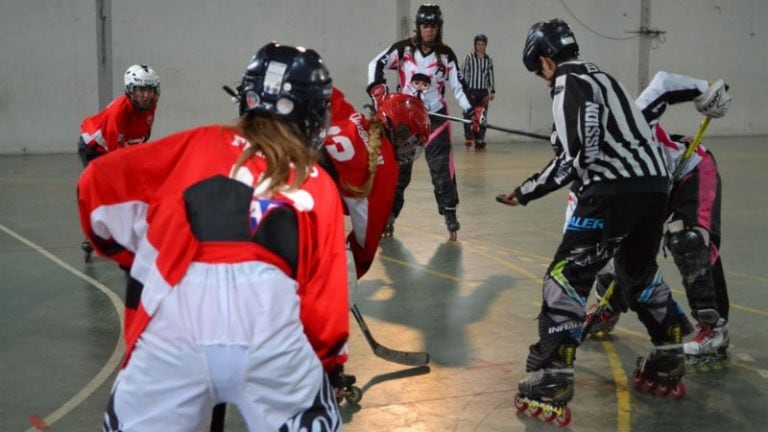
[498, 19, 686, 405]
[461, 34, 495, 150]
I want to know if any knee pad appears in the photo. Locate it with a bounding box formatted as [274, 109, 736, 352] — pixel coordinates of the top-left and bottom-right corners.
[664, 221, 710, 282]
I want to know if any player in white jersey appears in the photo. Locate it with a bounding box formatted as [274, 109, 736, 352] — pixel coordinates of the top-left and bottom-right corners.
[367, 3, 477, 241]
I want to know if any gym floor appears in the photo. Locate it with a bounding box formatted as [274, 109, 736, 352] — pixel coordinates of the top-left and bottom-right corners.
[1, 134, 766, 432]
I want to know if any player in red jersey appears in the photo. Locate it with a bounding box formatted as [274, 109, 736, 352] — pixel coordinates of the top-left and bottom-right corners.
[78, 64, 160, 261]
[323, 88, 430, 278]
[78, 64, 160, 165]
[79, 43, 347, 431]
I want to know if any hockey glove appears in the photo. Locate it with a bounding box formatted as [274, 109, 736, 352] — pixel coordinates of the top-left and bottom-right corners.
[366, 82, 388, 109]
[470, 106, 487, 135]
[694, 79, 732, 119]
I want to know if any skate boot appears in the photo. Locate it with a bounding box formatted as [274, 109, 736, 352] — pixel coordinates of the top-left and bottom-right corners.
[81, 240, 94, 263]
[632, 343, 686, 399]
[475, 140, 487, 151]
[381, 216, 395, 238]
[444, 208, 460, 241]
[515, 345, 574, 427]
[330, 370, 363, 405]
[464, 139, 474, 149]
[515, 368, 574, 427]
[684, 318, 730, 372]
[583, 303, 620, 338]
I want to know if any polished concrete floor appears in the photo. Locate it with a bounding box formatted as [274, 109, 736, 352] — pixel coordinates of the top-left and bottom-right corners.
[1, 135, 767, 431]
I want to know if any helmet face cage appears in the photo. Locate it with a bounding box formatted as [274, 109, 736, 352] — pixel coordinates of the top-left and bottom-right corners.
[238, 42, 333, 150]
[124, 64, 160, 95]
[392, 124, 423, 164]
[415, 4, 443, 43]
[523, 19, 578, 73]
[376, 94, 430, 163]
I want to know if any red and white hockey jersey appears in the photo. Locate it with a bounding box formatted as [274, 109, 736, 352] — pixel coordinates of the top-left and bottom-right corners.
[80, 94, 156, 155]
[324, 89, 399, 278]
[78, 125, 349, 371]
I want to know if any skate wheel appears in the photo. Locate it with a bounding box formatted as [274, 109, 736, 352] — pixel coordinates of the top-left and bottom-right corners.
[527, 401, 542, 417]
[542, 405, 556, 422]
[643, 380, 659, 392]
[344, 386, 363, 405]
[513, 393, 528, 412]
[671, 381, 686, 400]
[448, 231, 458, 241]
[556, 406, 572, 427]
[631, 369, 643, 388]
[657, 384, 671, 397]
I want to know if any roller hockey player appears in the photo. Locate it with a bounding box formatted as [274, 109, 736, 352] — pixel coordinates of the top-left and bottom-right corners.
[581, 72, 733, 372]
[320, 89, 430, 403]
[77, 64, 160, 262]
[500, 20, 687, 424]
[368, 3, 476, 241]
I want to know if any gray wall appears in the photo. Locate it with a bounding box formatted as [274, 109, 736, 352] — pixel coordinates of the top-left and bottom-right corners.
[1, 0, 766, 154]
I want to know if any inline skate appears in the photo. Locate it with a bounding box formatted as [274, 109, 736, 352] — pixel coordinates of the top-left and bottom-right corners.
[515, 368, 574, 427]
[81, 240, 94, 263]
[330, 370, 363, 405]
[444, 208, 460, 241]
[381, 216, 395, 238]
[684, 318, 730, 372]
[632, 345, 686, 399]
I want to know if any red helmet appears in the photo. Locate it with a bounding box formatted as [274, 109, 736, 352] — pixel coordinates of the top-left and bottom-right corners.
[376, 93, 430, 162]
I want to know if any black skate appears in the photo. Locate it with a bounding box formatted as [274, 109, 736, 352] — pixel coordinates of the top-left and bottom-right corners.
[331, 371, 363, 405]
[81, 240, 94, 263]
[514, 368, 574, 427]
[381, 216, 395, 238]
[684, 319, 730, 372]
[583, 303, 620, 339]
[444, 209, 460, 241]
[632, 347, 686, 399]
[475, 140, 487, 151]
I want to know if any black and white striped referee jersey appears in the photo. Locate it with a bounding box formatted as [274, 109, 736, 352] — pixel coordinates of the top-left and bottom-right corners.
[461, 53, 495, 92]
[516, 61, 670, 205]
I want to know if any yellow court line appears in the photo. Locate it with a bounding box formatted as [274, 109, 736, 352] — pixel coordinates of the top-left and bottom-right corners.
[381, 226, 631, 432]
[602, 341, 632, 432]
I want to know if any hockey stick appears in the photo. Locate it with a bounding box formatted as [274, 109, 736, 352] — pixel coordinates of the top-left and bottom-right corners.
[580, 280, 616, 343]
[671, 116, 711, 181]
[683, 116, 711, 160]
[351, 304, 430, 366]
[428, 112, 550, 141]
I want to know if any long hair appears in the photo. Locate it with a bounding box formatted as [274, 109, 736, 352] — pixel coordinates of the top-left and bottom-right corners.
[340, 117, 384, 198]
[230, 113, 316, 194]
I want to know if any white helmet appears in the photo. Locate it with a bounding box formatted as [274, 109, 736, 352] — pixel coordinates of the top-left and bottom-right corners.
[124, 64, 160, 94]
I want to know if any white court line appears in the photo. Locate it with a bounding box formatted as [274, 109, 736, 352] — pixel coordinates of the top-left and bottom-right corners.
[0, 223, 125, 431]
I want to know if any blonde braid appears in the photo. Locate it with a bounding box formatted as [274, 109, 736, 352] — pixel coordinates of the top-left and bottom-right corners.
[341, 117, 384, 198]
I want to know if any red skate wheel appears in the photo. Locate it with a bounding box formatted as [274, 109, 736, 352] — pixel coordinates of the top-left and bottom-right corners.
[642, 379, 658, 392]
[513, 393, 528, 412]
[656, 384, 672, 396]
[556, 406, 572, 427]
[528, 405, 542, 417]
[631, 369, 643, 388]
[671, 381, 686, 400]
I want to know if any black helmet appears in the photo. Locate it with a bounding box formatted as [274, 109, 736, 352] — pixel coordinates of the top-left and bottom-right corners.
[415, 4, 443, 27]
[474, 34, 488, 44]
[523, 19, 579, 73]
[239, 42, 333, 149]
